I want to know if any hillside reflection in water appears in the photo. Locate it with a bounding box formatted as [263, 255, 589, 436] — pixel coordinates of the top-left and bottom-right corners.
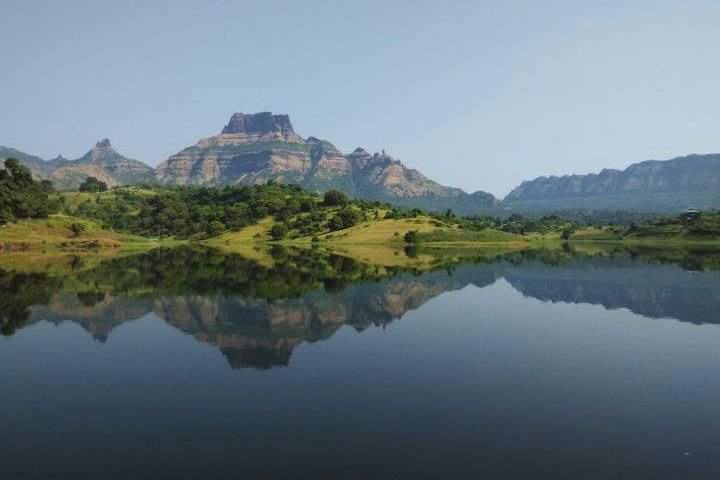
[3, 245, 720, 478]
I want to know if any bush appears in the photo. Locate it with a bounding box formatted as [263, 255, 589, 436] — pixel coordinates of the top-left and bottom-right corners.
[0, 158, 56, 224]
[269, 224, 288, 240]
[207, 220, 226, 237]
[69, 222, 86, 237]
[404, 230, 419, 244]
[79, 177, 108, 193]
[323, 189, 349, 207]
[327, 207, 361, 231]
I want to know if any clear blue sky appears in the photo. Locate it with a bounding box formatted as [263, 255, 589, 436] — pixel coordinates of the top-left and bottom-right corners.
[2, 0, 719, 196]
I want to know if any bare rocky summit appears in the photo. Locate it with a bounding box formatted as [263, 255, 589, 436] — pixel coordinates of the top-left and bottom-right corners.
[155, 112, 497, 212]
[10, 111, 718, 214]
[0, 112, 498, 212]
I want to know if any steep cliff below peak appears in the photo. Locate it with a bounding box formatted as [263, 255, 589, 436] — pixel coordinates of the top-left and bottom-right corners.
[154, 112, 498, 213]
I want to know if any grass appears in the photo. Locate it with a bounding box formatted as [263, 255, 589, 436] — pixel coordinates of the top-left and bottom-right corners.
[6, 206, 720, 277]
[415, 228, 527, 244]
[0, 214, 176, 253]
[291, 215, 458, 245]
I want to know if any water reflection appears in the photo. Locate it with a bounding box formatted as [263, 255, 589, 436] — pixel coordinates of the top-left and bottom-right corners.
[2, 244, 719, 368]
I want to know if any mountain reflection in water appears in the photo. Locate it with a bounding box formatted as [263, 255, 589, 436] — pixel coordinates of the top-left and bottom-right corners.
[1, 245, 719, 369]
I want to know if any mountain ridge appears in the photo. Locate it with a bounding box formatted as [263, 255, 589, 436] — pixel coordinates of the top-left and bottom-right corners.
[3, 112, 720, 214]
[154, 112, 498, 213]
[505, 153, 720, 212]
[0, 139, 154, 190]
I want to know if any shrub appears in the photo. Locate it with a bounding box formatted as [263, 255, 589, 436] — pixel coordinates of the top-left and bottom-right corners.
[404, 230, 419, 244]
[69, 222, 86, 237]
[79, 177, 108, 193]
[207, 220, 226, 236]
[269, 224, 288, 240]
[323, 189, 349, 207]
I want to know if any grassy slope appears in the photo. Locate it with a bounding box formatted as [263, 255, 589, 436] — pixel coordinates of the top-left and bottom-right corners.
[203, 213, 531, 267]
[571, 212, 720, 244]
[210, 213, 527, 246]
[0, 214, 171, 262]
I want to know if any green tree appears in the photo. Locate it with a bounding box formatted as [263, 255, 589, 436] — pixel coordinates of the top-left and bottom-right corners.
[79, 177, 108, 193]
[0, 158, 55, 224]
[207, 220, 226, 236]
[323, 189, 349, 207]
[269, 224, 288, 240]
[327, 207, 361, 231]
[404, 230, 419, 244]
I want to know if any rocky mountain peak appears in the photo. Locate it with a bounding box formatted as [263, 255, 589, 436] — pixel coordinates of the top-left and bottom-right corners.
[96, 138, 112, 148]
[221, 112, 294, 135]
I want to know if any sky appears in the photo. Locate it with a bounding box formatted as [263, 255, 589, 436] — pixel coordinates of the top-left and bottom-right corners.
[2, 0, 719, 197]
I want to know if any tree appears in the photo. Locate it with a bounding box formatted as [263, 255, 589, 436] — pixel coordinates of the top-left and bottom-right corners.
[69, 222, 86, 238]
[561, 227, 573, 241]
[79, 177, 108, 193]
[327, 215, 344, 231]
[207, 221, 226, 236]
[0, 158, 55, 224]
[327, 207, 360, 231]
[3, 158, 33, 185]
[323, 189, 348, 207]
[404, 230, 419, 245]
[269, 224, 288, 240]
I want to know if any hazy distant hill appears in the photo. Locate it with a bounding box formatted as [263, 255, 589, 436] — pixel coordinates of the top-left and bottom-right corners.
[0, 139, 154, 190]
[155, 112, 498, 213]
[503, 154, 720, 213]
[0, 146, 46, 174]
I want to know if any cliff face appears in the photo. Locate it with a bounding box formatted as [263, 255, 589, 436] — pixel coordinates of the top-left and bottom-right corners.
[155, 112, 498, 212]
[7, 111, 718, 214]
[155, 113, 342, 188]
[0, 139, 154, 190]
[0, 112, 498, 212]
[503, 154, 720, 212]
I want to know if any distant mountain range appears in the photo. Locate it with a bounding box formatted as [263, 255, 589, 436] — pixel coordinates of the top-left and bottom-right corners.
[504, 154, 720, 213]
[2, 112, 719, 214]
[0, 139, 154, 191]
[155, 112, 496, 212]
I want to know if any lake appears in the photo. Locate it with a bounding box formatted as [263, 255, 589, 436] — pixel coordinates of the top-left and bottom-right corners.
[1, 245, 720, 479]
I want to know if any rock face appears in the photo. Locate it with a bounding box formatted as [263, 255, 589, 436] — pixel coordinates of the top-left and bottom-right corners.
[8, 111, 718, 214]
[156, 112, 498, 213]
[504, 154, 720, 212]
[221, 112, 294, 135]
[2, 112, 497, 212]
[0, 139, 154, 190]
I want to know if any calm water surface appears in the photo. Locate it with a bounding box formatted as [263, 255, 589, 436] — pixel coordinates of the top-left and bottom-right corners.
[1, 246, 720, 479]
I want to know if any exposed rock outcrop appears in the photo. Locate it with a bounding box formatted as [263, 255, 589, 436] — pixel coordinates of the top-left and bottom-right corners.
[221, 112, 295, 136]
[155, 112, 498, 213]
